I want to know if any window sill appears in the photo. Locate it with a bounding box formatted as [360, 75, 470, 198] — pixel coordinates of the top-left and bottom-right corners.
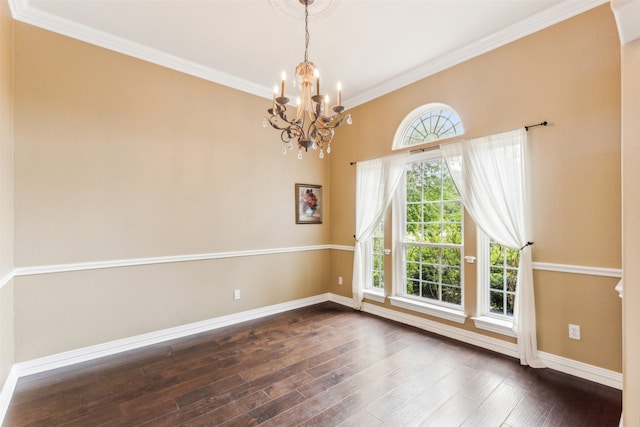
[472, 315, 517, 338]
[363, 289, 386, 303]
[388, 296, 466, 324]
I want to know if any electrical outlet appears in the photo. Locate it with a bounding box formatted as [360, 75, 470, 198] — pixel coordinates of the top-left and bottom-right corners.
[338, 276, 343, 285]
[569, 324, 581, 340]
[234, 289, 240, 300]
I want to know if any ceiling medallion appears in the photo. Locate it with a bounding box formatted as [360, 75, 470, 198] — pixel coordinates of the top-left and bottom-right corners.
[269, 0, 340, 20]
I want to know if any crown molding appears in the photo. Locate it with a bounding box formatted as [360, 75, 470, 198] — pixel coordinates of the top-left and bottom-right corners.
[7, 0, 273, 99]
[611, 0, 640, 45]
[346, 0, 609, 107]
[9, 0, 608, 108]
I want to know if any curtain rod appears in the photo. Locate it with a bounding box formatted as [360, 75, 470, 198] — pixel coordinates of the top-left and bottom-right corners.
[525, 121, 548, 131]
[350, 120, 549, 164]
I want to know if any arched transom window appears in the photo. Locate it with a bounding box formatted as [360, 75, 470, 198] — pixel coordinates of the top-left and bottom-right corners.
[393, 103, 464, 150]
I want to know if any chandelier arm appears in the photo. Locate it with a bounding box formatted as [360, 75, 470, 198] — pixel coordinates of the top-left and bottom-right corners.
[269, 116, 304, 137]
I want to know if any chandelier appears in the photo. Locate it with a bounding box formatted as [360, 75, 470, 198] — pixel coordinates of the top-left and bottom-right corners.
[263, 0, 352, 159]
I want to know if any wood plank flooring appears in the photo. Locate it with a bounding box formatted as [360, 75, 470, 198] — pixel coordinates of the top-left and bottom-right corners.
[4, 302, 622, 426]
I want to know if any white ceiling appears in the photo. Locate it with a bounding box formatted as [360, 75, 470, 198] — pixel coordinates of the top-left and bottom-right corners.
[9, 0, 608, 107]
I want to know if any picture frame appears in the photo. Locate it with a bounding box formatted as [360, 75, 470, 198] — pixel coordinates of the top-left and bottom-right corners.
[295, 183, 322, 224]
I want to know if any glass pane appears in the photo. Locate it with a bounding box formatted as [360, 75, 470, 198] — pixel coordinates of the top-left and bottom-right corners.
[422, 264, 439, 283]
[442, 223, 462, 244]
[441, 267, 460, 285]
[421, 246, 439, 264]
[406, 245, 420, 261]
[506, 248, 520, 268]
[506, 293, 515, 316]
[422, 282, 439, 300]
[373, 237, 383, 253]
[373, 272, 383, 288]
[490, 267, 504, 289]
[506, 269, 518, 292]
[423, 180, 441, 202]
[423, 160, 442, 182]
[443, 201, 462, 222]
[442, 248, 461, 267]
[373, 255, 383, 271]
[423, 202, 440, 223]
[490, 291, 504, 314]
[406, 261, 420, 281]
[490, 243, 504, 266]
[407, 203, 421, 223]
[406, 223, 420, 241]
[406, 280, 419, 296]
[424, 223, 441, 243]
[442, 179, 459, 201]
[442, 285, 461, 305]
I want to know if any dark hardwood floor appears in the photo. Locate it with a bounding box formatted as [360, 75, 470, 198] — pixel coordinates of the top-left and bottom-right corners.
[4, 302, 621, 426]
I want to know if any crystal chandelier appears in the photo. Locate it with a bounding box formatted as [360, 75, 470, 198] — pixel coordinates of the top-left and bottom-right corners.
[263, 0, 352, 159]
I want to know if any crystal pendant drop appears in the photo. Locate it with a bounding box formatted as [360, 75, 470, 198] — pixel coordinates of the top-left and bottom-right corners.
[319, 150, 324, 159]
[288, 142, 293, 150]
[297, 150, 303, 160]
[346, 114, 352, 125]
[262, 117, 268, 128]
[282, 145, 287, 155]
[326, 145, 331, 154]
[312, 141, 318, 150]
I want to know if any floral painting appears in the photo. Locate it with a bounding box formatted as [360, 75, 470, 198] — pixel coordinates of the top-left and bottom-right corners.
[295, 184, 322, 224]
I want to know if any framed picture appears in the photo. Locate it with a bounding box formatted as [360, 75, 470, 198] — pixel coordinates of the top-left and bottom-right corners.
[295, 183, 322, 224]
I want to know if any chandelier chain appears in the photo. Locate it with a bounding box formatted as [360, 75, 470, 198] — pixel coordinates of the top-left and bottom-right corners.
[304, 1, 310, 64]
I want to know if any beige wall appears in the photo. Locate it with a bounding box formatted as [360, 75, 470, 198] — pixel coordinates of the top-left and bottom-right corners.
[0, 0, 15, 387]
[621, 35, 640, 427]
[2, 0, 624, 383]
[12, 22, 330, 361]
[330, 5, 622, 372]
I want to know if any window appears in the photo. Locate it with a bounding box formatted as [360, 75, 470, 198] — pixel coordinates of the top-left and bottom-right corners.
[488, 240, 519, 317]
[400, 156, 463, 307]
[473, 230, 519, 336]
[372, 220, 385, 289]
[392, 103, 464, 150]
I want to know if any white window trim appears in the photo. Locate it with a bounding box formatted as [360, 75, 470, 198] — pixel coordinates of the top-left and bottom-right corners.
[471, 315, 516, 337]
[363, 288, 386, 303]
[389, 296, 466, 324]
[392, 103, 464, 151]
[475, 229, 516, 337]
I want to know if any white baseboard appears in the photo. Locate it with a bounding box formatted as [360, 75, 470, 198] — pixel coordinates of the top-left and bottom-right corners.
[0, 367, 18, 423]
[13, 294, 330, 378]
[329, 294, 622, 390]
[537, 350, 622, 389]
[0, 292, 622, 425]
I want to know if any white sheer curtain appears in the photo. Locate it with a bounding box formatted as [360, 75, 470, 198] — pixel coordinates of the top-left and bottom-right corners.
[441, 128, 544, 368]
[352, 152, 408, 309]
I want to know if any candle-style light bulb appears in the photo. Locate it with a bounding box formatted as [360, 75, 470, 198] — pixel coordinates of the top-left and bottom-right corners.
[324, 95, 330, 117]
[273, 85, 278, 110]
[280, 71, 286, 97]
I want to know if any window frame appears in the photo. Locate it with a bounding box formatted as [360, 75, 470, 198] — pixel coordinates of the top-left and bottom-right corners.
[472, 229, 517, 337]
[363, 219, 386, 303]
[390, 150, 466, 324]
[392, 103, 464, 151]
